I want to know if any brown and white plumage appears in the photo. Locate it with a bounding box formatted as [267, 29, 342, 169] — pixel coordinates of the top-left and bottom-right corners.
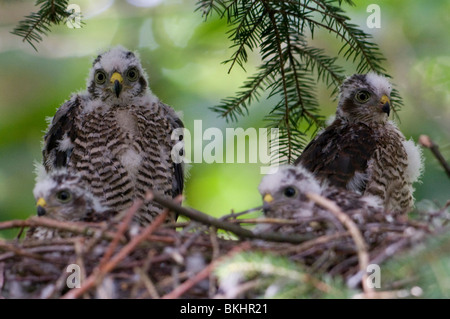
[255, 165, 399, 243]
[258, 165, 383, 220]
[42, 46, 184, 225]
[257, 166, 421, 279]
[294, 73, 422, 213]
[28, 168, 114, 239]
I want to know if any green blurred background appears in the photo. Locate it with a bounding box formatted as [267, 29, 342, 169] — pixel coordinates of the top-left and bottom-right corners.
[0, 0, 449, 239]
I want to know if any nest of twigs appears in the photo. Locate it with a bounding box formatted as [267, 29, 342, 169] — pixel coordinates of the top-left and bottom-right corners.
[0, 191, 449, 299]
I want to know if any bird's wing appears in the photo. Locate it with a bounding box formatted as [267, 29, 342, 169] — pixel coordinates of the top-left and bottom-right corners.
[322, 185, 363, 210]
[171, 116, 185, 198]
[43, 95, 83, 171]
[294, 121, 377, 192]
[158, 101, 185, 198]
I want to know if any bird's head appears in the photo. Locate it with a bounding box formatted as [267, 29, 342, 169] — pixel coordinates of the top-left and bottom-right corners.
[33, 169, 102, 222]
[258, 165, 322, 218]
[336, 72, 392, 124]
[87, 45, 149, 105]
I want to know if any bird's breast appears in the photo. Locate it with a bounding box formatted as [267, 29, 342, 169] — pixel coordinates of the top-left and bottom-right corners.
[113, 108, 144, 178]
[115, 108, 139, 137]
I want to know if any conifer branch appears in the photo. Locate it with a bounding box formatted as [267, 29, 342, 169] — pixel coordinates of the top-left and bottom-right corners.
[197, 0, 402, 163]
[11, 0, 71, 51]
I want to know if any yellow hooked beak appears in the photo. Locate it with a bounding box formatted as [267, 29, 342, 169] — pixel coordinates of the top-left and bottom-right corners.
[110, 72, 123, 98]
[380, 94, 391, 116]
[36, 197, 47, 217]
[263, 193, 274, 203]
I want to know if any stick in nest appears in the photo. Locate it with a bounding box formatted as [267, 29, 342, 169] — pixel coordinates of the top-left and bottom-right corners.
[61, 201, 170, 299]
[145, 191, 315, 244]
[306, 192, 373, 297]
[161, 242, 251, 299]
[419, 134, 450, 178]
[0, 217, 118, 241]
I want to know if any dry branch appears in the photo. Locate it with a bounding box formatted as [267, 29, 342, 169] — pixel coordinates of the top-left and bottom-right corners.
[161, 242, 251, 299]
[0, 188, 447, 299]
[306, 192, 372, 295]
[62, 208, 169, 299]
[146, 191, 315, 243]
[0, 217, 118, 241]
[419, 134, 450, 178]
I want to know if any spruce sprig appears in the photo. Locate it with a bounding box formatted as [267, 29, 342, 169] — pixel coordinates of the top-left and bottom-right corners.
[196, 0, 403, 163]
[11, 0, 70, 51]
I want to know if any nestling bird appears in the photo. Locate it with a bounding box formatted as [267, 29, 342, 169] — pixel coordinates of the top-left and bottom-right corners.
[28, 168, 114, 239]
[42, 46, 184, 225]
[294, 73, 423, 212]
[257, 165, 420, 279]
[258, 165, 384, 224]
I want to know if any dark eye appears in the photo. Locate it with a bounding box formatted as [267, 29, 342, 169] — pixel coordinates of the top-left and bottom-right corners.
[283, 187, 297, 198]
[355, 90, 371, 103]
[56, 190, 72, 203]
[126, 67, 139, 81]
[94, 70, 107, 84]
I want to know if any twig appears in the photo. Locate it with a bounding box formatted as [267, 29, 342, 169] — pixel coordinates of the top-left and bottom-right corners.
[45, 263, 75, 299]
[20, 238, 78, 247]
[0, 263, 4, 295]
[134, 267, 160, 299]
[306, 192, 373, 296]
[419, 135, 450, 178]
[281, 231, 351, 255]
[146, 191, 314, 244]
[352, 289, 413, 299]
[229, 217, 302, 225]
[161, 242, 251, 299]
[0, 217, 118, 241]
[74, 239, 88, 299]
[218, 279, 263, 299]
[345, 236, 417, 291]
[137, 249, 160, 298]
[61, 209, 170, 299]
[99, 199, 142, 267]
[219, 206, 263, 221]
[0, 240, 55, 262]
[146, 234, 176, 244]
[209, 227, 220, 297]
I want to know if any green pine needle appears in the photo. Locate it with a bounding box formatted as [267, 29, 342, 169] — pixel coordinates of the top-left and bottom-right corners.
[11, 0, 71, 51]
[215, 251, 352, 298]
[197, 0, 404, 163]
